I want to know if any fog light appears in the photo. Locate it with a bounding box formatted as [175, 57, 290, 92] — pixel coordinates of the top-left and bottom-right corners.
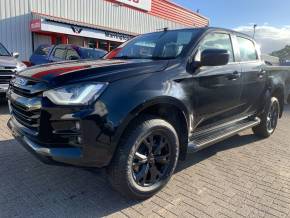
[76, 121, 81, 130]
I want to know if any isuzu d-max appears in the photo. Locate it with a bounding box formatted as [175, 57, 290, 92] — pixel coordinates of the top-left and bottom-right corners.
[7, 28, 286, 199]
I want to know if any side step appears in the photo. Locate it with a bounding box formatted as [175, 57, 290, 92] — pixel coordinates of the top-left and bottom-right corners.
[188, 117, 261, 152]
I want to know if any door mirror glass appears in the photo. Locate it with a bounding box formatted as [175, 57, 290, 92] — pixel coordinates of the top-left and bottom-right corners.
[201, 49, 229, 66]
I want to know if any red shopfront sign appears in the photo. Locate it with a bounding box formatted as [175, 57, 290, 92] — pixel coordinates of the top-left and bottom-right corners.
[114, 0, 151, 11]
[30, 19, 42, 32]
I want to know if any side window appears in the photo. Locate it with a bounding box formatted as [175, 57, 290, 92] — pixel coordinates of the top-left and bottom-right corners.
[52, 47, 66, 59]
[196, 33, 234, 63]
[237, 37, 258, 62]
[34, 45, 51, 56]
[66, 49, 80, 60]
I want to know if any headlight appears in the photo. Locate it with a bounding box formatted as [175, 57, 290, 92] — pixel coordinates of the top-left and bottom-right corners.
[16, 62, 27, 72]
[43, 83, 107, 106]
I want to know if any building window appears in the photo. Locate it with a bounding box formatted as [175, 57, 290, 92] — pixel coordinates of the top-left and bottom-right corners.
[87, 38, 97, 49]
[110, 42, 121, 51]
[99, 40, 109, 51]
[55, 36, 62, 45]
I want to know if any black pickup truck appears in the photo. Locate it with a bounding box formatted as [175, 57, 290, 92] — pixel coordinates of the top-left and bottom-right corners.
[7, 27, 287, 199]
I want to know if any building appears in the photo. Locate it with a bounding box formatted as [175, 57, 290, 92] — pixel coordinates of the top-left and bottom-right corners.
[0, 0, 209, 61]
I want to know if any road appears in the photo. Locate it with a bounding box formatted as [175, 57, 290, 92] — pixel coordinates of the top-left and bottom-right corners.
[0, 103, 290, 217]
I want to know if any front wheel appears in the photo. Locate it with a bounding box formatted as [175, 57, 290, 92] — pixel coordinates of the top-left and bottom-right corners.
[107, 116, 179, 200]
[253, 97, 280, 138]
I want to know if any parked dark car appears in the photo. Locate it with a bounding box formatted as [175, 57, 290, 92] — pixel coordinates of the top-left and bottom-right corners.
[29, 44, 107, 65]
[7, 28, 288, 199]
[0, 43, 26, 102]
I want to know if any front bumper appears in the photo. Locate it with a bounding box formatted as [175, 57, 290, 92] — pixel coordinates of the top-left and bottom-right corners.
[8, 116, 112, 167]
[0, 84, 9, 93]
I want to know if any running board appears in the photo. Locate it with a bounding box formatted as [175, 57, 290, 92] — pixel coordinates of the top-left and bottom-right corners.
[188, 117, 261, 152]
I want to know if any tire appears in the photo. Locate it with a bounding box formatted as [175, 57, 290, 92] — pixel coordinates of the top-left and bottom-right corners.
[107, 115, 179, 200]
[0, 94, 6, 104]
[253, 97, 280, 138]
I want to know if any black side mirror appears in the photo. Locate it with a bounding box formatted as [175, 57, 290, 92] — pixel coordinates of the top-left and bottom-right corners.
[201, 49, 229, 66]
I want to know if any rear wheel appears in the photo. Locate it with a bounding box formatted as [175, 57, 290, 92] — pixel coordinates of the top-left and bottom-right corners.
[253, 97, 280, 138]
[107, 116, 179, 200]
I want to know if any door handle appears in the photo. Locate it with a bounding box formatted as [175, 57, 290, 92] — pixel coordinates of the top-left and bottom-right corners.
[228, 71, 241, 80]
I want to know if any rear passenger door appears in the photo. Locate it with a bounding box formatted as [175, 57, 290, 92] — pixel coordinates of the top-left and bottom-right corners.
[235, 36, 266, 115]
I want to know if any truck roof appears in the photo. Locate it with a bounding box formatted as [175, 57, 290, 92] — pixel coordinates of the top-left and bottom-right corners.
[158, 27, 253, 41]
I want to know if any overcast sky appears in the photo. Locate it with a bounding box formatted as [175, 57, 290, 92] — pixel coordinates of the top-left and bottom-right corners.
[173, 0, 290, 54]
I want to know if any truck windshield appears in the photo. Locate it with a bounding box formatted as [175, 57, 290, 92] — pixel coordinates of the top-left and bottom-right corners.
[0, 43, 10, 56]
[112, 29, 200, 60]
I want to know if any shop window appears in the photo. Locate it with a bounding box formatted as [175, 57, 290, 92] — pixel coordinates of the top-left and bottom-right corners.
[88, 39, 97, 49]
[55, 36, 62, 45]
[68, 36, 84, 46]
[110, 42, 121, 51]
[99, 40, 109, 51]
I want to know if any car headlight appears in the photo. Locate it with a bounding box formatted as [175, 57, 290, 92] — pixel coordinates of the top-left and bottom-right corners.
[43, 83, 107, 106]
[16, 62, 27, 72]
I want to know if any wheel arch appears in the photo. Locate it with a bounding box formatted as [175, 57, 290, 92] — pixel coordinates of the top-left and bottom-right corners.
[113, 96, 191, 161]
[271, 86, 284, 118]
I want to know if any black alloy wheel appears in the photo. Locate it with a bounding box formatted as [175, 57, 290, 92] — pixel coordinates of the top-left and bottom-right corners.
[253, 97, 280, 138]
[132, 132, 172, 187]
[266, 100, 279, 133]
[107, 116, 179, 200]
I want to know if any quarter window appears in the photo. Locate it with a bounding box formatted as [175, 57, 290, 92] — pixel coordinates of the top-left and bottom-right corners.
[237, 37, 258, 61]
[197, 33, 234, 62]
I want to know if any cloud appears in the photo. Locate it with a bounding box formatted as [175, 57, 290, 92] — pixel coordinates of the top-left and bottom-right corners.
[234, 25, 290, 54]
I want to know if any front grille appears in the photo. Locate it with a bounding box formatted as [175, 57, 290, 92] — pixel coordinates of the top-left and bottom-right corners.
[0, 70, 15, 84]
[10, 80, 40, 98]
[9, 77, 43, 134]
[11, 101, 40, 132]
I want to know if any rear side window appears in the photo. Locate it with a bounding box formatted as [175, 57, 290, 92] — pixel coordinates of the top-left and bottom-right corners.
[237, 37, 258, 61]
[198, 33, 234, 63]
[53, 48, 66, 59]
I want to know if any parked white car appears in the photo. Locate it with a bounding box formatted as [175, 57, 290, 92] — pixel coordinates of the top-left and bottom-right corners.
[0, 43, 26, 102]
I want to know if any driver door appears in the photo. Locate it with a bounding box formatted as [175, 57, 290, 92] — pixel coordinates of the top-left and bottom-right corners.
[192, 32, 243, 127]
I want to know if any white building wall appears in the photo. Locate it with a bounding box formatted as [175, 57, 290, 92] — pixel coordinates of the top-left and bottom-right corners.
[30, 0, 187, 34]
[0, 0, 32, 61]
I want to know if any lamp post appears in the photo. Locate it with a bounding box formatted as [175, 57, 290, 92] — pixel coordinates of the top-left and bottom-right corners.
[253, 24, 257, 39]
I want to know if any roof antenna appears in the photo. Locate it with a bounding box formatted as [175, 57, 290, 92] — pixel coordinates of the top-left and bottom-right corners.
[253, 24, 257, 39]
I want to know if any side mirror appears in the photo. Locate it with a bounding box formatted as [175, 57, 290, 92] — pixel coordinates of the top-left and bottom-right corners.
[12, 52, 20, 59]
[201, 49, 229, 67]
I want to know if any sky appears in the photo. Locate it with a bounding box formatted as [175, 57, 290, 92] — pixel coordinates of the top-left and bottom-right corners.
[173, 0, 290, 54]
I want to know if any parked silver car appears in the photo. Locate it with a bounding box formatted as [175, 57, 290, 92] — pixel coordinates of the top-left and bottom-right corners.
[0, 43, 26, 101]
